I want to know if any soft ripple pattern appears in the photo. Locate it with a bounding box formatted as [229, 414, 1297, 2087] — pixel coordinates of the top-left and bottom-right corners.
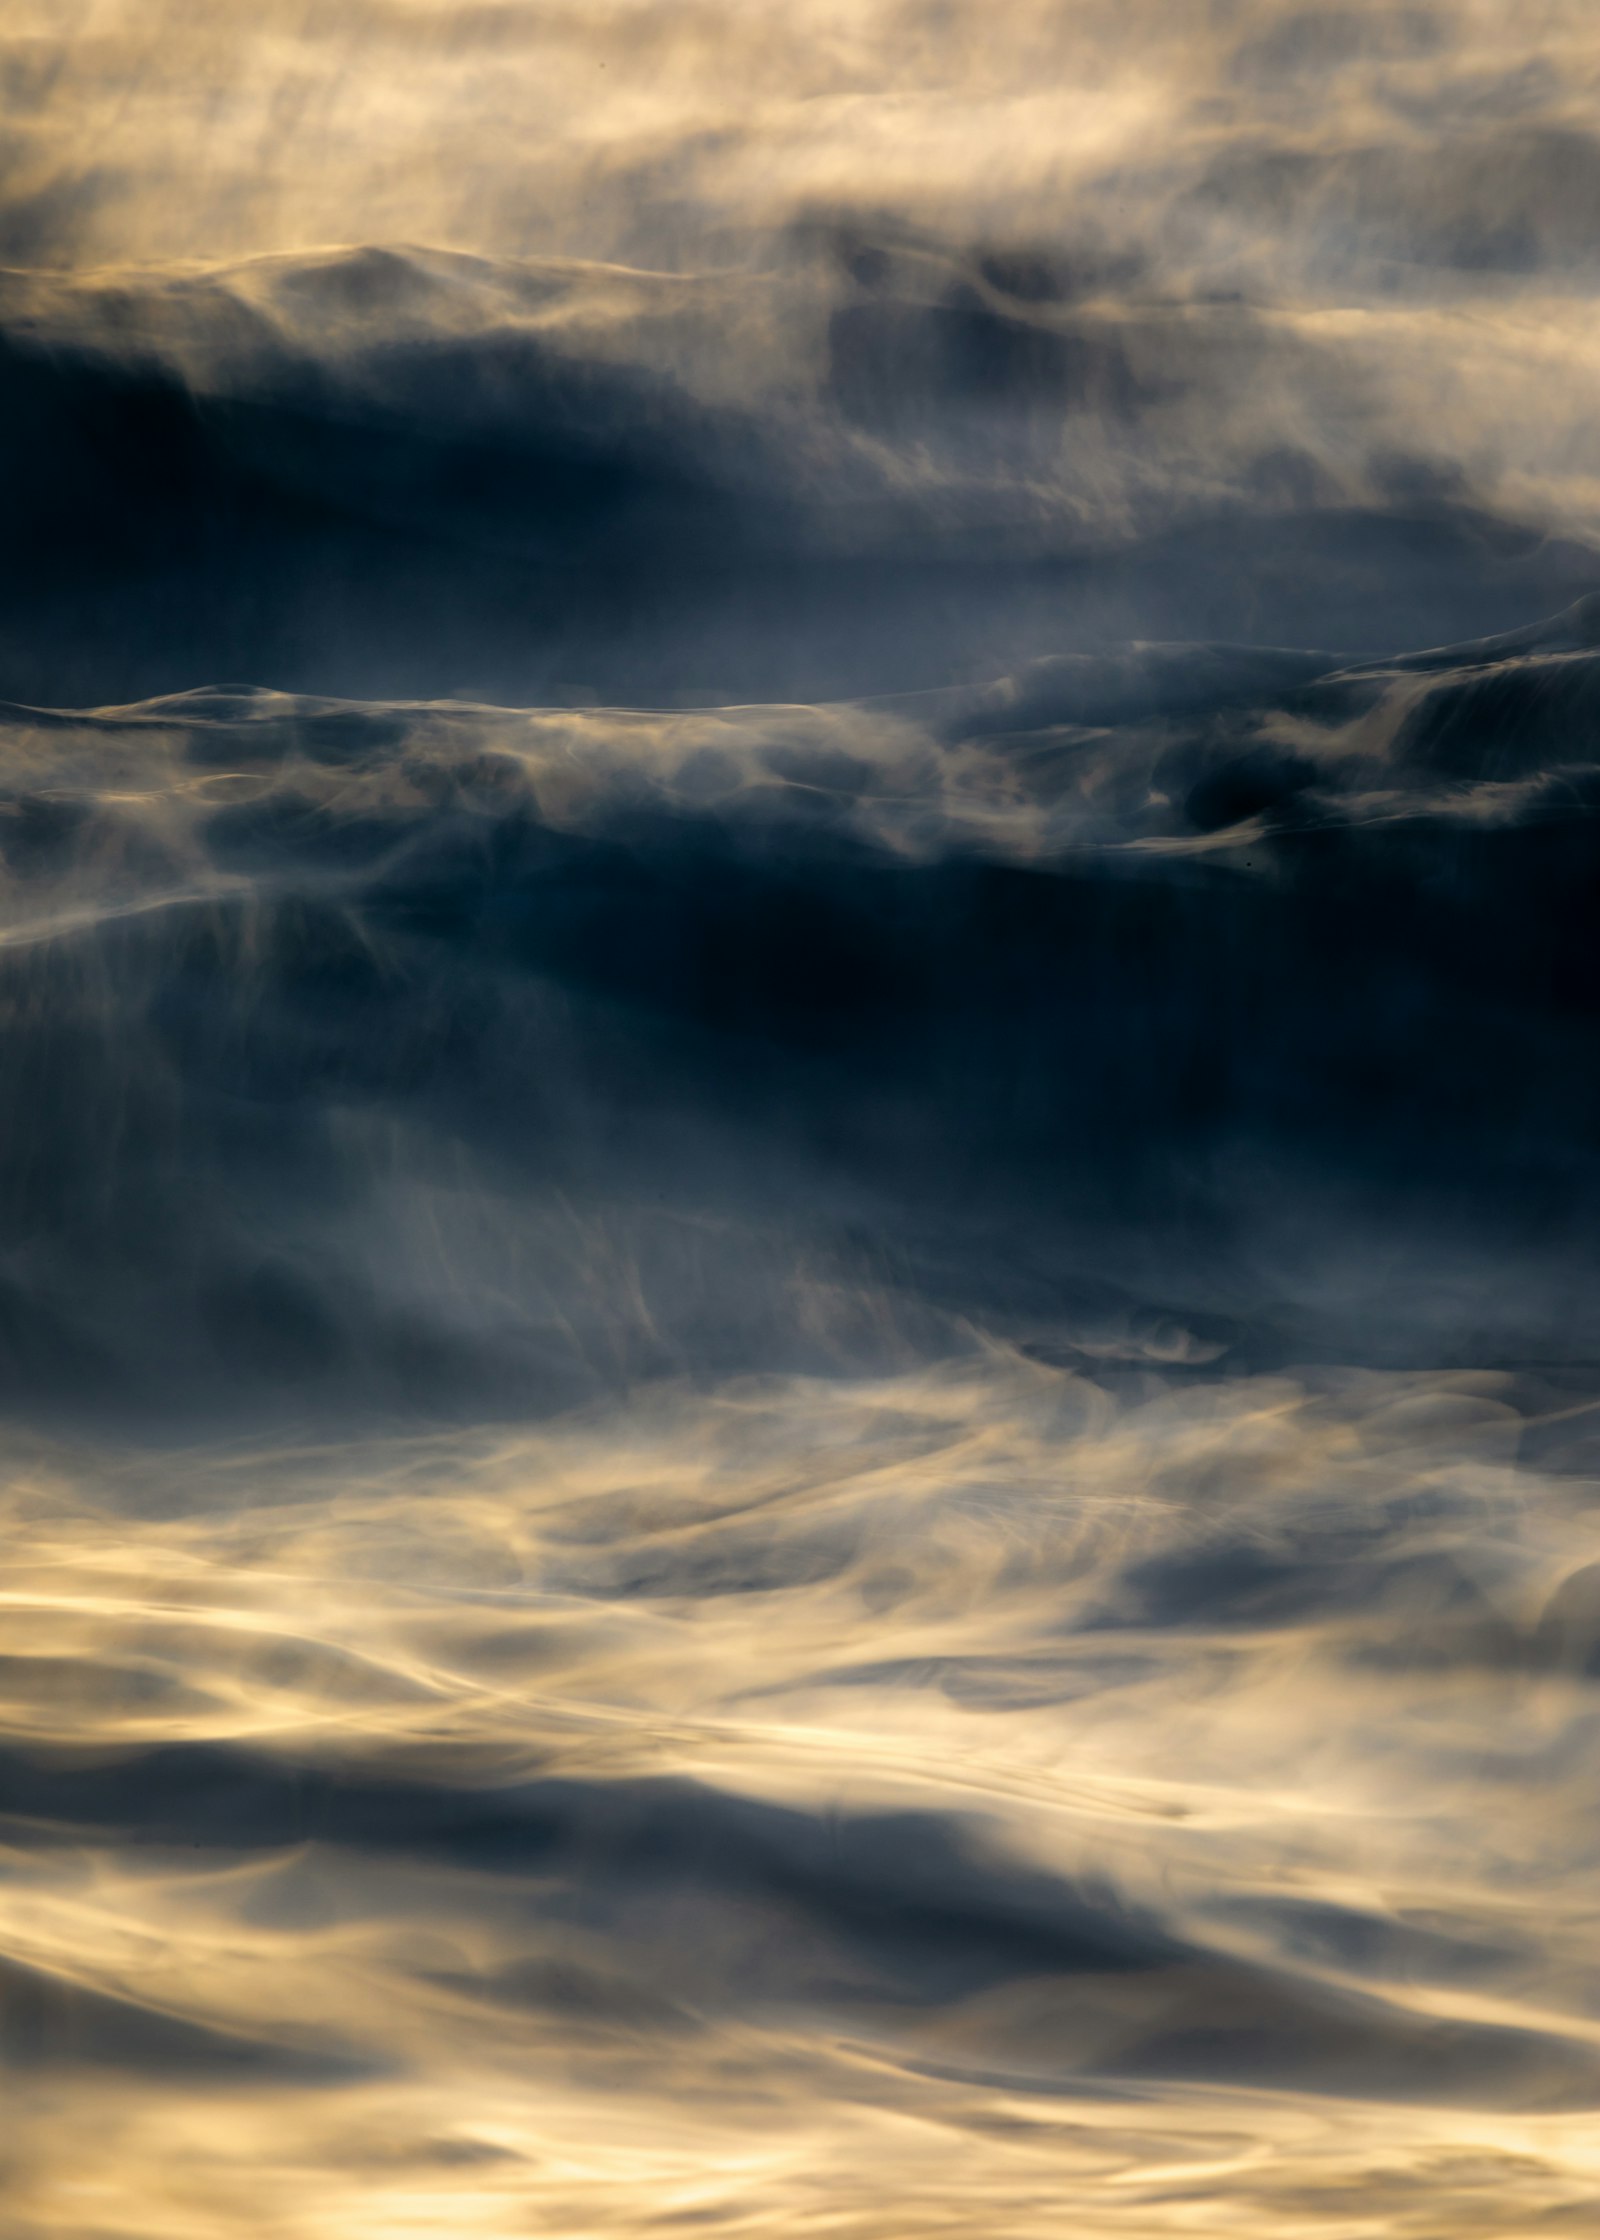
[9, 1358, 1600, 2236]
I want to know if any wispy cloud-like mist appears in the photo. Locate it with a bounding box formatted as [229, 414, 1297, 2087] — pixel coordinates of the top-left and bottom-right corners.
[5, 4, 1600, 2235]
[8, 5, 1600, 705]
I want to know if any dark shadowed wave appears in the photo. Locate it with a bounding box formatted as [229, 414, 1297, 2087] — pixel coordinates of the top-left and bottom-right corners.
[4, 595, 1600, 1425]
[3, 242, 1598, 711]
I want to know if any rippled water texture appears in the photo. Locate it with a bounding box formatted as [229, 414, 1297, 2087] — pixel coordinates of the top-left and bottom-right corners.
[7, 4, 1600, 2234]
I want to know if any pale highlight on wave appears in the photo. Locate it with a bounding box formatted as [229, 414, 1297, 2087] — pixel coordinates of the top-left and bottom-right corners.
[8, 1353, 1600, 2237]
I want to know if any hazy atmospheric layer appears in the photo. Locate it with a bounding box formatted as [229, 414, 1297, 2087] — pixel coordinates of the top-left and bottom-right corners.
[7, 5, 1600, 2237]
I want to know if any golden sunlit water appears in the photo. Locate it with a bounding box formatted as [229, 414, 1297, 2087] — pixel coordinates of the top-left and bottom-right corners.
[12, 1359, 1600, 2235]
